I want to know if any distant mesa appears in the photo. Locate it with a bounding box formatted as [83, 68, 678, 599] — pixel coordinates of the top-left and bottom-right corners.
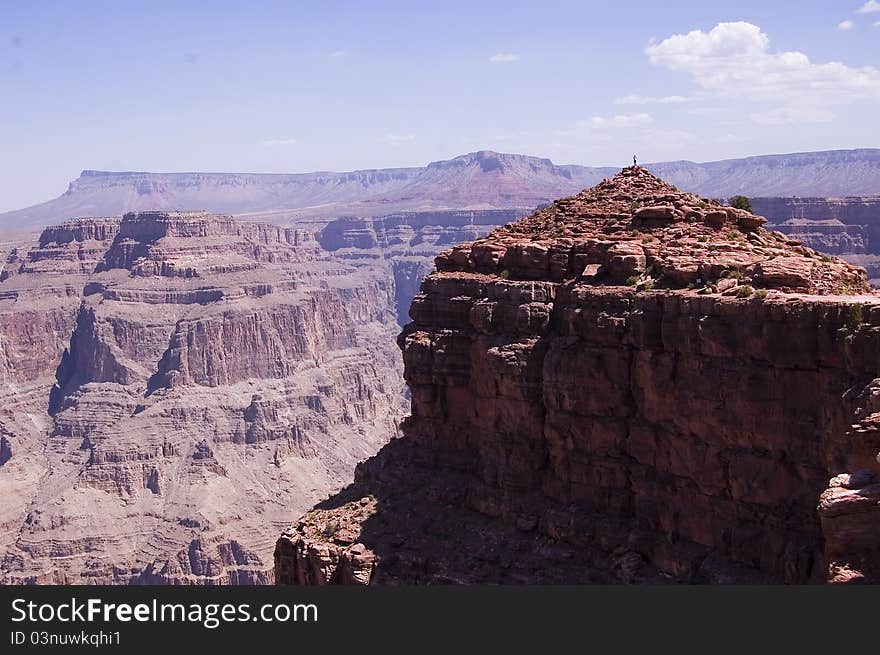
[2, 148, 880, 231]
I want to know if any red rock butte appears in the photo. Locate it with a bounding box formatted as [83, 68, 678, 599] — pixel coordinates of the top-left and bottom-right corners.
[276, 167, 880, 585]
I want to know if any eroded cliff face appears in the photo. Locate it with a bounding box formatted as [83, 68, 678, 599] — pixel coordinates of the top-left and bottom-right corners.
[317, 210, 522, 326]
[769, 219, 866, 256]
[277, 167, 880, 584]
[0, 211, 405, 584]
[755, 197, 880, 282]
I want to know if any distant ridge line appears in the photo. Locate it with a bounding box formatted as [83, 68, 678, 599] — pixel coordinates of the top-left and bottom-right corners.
[2, 148, 879, 230]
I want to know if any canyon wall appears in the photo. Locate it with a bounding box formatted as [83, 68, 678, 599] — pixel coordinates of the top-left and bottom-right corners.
[317, 209, 523, 324]
[1, 203, 542, 583]
[0, 211, 406, 584]
[755, 197, 880, 281]
[755, 196, 880, 230]
[277, 167, 880, 584]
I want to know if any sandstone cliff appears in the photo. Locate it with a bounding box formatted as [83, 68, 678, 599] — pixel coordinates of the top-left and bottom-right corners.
[0, 211, 405, 584]
[276, 167, 880, 584]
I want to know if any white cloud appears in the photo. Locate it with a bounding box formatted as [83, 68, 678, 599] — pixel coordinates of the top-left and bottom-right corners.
[838, 20, 855, 30]
[875, 20, 880, 27]
[576, 113, 654, 129]
[489, 53, 520, 63]
[380, 133, 415, 146]
[645, 21, 880, 124]
[857, 1, 880, 13]
[614, 94, 691, 105]
[262, 138, 297, 146]
[329, 50, 347, 57]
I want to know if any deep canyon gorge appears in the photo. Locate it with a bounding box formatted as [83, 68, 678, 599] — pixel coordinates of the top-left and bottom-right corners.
[0, 211, 413, 583]
[0, 204, 507, 583]
[1, 151, 879, 584]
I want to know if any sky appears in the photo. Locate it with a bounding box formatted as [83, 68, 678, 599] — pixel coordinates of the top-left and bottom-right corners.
[1, 0, 879, 211]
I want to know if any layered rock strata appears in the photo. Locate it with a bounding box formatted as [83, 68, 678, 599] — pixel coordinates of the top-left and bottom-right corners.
[0, 211, 405, 584]
[770, 219, 866, 256]
[277, 167, 880, 584]
[756, 197, 880, 279]
[318, 210, 523, 325]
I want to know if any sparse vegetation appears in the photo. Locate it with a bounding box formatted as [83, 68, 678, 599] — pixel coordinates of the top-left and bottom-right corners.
[820, 255, 832, 263]
[698, 236, 709, 243]
[721, 269, 744, 280]
[755, 288, 769, 299]
[729, 195, 754, 213]
[641, 235, 654, 244]
[498, 269, 511, 279]
[726, 230, 742, 241]
[698, 200, 709, 209]
[642, 279, 655, 290]
[626, 275, 640, 287]
[321, 521, 341, 539]
[735, 285, 754, 298]
[845, 304, 865, 330]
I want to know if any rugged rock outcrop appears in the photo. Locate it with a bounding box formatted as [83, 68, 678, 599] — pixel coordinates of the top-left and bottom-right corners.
[276, 167, 880, 585]
[0, 211, 405, 584]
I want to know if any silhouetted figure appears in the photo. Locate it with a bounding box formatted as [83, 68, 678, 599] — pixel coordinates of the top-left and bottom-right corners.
[633, 154, 637, 167]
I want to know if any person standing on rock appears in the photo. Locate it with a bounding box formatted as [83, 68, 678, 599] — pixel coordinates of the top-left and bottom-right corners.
[633, 155, 637, 167]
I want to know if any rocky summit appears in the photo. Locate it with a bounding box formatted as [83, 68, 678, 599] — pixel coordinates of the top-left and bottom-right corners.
[276, 167, 880, 585]
[435, 166, 871, 295]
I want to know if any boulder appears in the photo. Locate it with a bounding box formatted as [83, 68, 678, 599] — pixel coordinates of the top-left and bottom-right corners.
[634, 205, 676, 221]
[755, 257, 814, 290]
[704, 210, 729, 227]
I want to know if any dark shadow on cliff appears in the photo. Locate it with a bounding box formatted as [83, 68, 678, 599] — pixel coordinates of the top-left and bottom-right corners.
[282, 434, 667, 584]
[279, 307, 632, 584]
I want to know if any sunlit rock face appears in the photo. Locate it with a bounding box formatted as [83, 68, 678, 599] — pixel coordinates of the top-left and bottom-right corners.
[0, 211, 406, 584]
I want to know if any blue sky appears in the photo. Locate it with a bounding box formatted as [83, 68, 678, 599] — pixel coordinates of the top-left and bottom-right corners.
[1, 0, 879, 211]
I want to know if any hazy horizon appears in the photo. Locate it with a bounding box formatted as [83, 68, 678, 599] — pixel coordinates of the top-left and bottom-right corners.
[40, 145, 880, 178]
[3, 0, 879, 211]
